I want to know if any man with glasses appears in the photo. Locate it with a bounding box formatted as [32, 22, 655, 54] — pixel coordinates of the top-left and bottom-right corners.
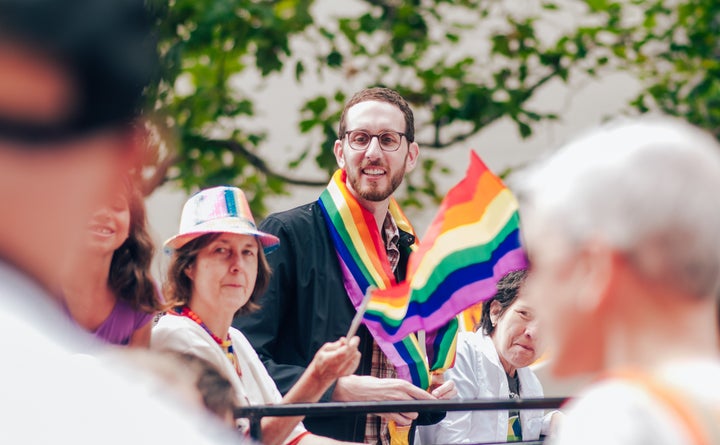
[235, 88, 456, 444]
[0, 1, 237, 442]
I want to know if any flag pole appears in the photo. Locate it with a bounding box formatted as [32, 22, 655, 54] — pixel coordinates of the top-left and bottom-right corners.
[346, 286, 374, 339]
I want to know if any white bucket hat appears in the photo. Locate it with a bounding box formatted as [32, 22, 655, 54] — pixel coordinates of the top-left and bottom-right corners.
[164, 186, 279, 253]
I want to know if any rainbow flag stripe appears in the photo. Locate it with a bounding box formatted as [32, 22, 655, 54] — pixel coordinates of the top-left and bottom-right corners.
[458, 302, 483, 332]
[318, 169, 458, 389]
[366, 151, 527, 342]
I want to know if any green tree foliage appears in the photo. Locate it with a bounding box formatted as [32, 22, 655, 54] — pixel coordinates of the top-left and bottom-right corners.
[607, 0, 719, 139]
[145, 0, 719, 214]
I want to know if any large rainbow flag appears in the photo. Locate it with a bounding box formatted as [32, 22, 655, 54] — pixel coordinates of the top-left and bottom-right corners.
[365, 151, 527, 342]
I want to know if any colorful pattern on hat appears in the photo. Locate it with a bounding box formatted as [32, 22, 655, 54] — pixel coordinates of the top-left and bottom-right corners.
[164, 186, 279, 253]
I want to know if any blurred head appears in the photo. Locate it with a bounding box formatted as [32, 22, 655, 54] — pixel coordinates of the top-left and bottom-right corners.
[123, 349, 238, 428]
[85, 187, 132, 256]
[173, 352, 238, 427]
[164, 186, 277, 318]
[0, 0, 158, 141]
[0, 0, 158, 293]
[479, 270, 540, 376]
[519, 116, 720, 376]
[334, 88, 419, 208]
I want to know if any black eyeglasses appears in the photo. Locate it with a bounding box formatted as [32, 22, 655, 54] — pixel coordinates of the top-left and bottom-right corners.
[344, 130, 406, 152]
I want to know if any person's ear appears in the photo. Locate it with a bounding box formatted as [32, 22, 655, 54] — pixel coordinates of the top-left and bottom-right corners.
[184, 264, 195, 281]
[334, 138, 346, 170]
[573, 241, 615, 314]
[489, 300, 502, 327]
[404, 141, 419, 173]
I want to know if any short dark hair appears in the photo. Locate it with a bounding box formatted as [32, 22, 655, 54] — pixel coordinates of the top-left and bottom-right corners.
[164, 233, 271, 317]
[0, 0, 158, 142]
[478, 269, 528, 335]
[338, 87, 415, 143]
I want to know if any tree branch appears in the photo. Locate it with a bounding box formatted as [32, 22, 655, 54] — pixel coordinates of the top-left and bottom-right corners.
[203, 137, 329, 187]
[416, 69, 561, 149]
[141, 152, 179, 195]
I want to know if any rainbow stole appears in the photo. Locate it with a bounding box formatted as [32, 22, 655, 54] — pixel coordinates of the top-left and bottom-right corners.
[318, 169, 458, 389]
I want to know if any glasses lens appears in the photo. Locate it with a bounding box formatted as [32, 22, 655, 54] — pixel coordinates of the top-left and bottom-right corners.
[348, 131, 370, 150]
[378, 132, 401, 151]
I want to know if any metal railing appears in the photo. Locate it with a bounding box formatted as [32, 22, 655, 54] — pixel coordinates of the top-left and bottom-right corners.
[235, 397, 567, 444]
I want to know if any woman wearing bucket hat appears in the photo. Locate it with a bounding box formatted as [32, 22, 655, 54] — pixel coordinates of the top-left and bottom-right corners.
[152, 186, 362, 445]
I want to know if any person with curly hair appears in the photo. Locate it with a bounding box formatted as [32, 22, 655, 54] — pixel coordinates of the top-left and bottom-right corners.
[62, 178, 167, 346]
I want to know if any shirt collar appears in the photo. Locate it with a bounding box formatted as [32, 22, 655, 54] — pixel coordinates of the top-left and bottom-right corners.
[382, 211, 400, 249]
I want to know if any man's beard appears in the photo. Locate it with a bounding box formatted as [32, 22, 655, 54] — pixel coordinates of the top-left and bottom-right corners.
[346, 160, 406, 202]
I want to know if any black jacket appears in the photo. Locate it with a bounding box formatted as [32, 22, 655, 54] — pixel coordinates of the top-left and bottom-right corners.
[233, 201, 431, 442]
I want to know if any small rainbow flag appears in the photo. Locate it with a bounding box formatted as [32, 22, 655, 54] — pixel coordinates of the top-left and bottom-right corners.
[365, 151, 527, 342]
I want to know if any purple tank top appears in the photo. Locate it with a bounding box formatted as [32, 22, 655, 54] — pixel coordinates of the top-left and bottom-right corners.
[92, 299, 153, 346]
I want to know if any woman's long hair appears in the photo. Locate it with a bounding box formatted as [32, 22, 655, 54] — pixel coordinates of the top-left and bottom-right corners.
[108, 179, 167, 313]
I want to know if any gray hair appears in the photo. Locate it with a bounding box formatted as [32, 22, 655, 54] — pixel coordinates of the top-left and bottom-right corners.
[518, 116, 720, 299]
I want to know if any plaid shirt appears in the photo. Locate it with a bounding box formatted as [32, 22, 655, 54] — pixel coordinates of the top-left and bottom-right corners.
[365, 212, 400, 445]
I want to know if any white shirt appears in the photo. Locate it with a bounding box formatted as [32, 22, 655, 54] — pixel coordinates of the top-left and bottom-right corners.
[551, 360, 720, 445]
[0, 261, 240, 444]
[417, 331, 554, 444]
[152, 314, 307, 443]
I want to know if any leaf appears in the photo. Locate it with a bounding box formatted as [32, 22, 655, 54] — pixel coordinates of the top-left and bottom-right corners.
[327, 50, 343, 67]
[295, 60, 305, 81]
[303, 96, 328, 115]
[518, 121, 532, 138]
[299, 119, 317, 133]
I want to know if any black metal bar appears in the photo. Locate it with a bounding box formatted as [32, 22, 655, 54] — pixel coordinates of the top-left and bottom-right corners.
[480, 441, 545, 445]
[248, 414, 262, 442]
[234, 397, 567, 419]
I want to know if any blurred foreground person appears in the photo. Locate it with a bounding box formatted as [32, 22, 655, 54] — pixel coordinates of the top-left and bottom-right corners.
[520, 117, 720, 445]
[417, 270, 560, 444]
[124, 349, 240, 427]
[175, 352, 240, 426]
[154, 186, 362, 445]
[0, 0, 240, 442]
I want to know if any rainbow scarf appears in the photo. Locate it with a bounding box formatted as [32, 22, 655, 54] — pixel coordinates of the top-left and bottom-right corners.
[318, 169, 458, 389]
[367, 151, 528, 342]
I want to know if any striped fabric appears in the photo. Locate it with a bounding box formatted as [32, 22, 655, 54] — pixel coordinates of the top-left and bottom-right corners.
[318, 169, 458, 390]
[366, 151, 528, 342]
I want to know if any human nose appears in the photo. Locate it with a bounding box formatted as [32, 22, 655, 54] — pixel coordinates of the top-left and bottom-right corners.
[364, 135, 383, 159]
[229, 252, 244, 273]
[525, 319, 538, 339]
[91, 207, 112, 222]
